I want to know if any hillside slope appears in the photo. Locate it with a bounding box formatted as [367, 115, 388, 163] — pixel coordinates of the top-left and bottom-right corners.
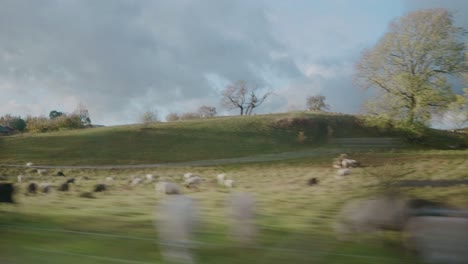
[0, 112, 464, 165]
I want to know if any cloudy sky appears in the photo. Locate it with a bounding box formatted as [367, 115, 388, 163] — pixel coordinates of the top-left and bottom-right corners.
[1, 0, 466, 125]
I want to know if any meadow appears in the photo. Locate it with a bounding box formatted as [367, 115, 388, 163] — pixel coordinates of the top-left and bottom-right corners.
[0, 113, 467, 263]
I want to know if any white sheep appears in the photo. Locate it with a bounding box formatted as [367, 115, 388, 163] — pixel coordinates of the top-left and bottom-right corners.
[17, 175, 23, 183]
[156, 195, 198, 264]
[37, 169, 48, 176]
[337, 168, 352, 177]
[224, 179, 234, 189]
[25, 162, 33, 167]
[105, 176, 114, 182]
[39, 183, 52, 194]
[183, 173, 193, 180]
[130, 177, 143, 187]
[216, 173, 226, 185]
[228, 192, 257, 245]
[146, 174, 155, 182]
[342, 159, 359, 168]
[185, 176, 202, 189]
[155, 182, 180, 195]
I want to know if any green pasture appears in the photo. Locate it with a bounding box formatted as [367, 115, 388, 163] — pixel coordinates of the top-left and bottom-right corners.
[0, 113, 467, 263]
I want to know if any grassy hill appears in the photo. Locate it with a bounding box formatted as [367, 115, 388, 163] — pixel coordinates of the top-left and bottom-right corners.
[0, 112, 465, 165]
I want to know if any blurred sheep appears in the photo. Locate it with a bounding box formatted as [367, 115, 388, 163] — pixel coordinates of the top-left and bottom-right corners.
[105, 176, 114, 182]
[146, 174, 155, 182]
[94, 184, 107, 192]
[216, 173, 226, 185]
[185, 176, 202, 189]
[224, 179, 234, 189]
[27, 183, 38, 194]
[17, 175, 23, 183]
[25, 162, 33, 167]
[59, 183, 69, 192]
[37, 169, 48, 176]
[56, 171, 65, 177]
[335, 194, 415, 240]
[130, 177, 143, 187]
[308, 178, 318, 186]
[66, 178, 75, 184]
[183, 173, 193, 180]
[156, 195, 198, 264]
[228, 192, 257, 245]
[156, 182, 180, 195]
[337, 168, 351, 177]
[39, 183, 52, 194]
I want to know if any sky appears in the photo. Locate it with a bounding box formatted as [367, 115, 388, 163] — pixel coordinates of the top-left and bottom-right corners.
[0, 0, 466, 126]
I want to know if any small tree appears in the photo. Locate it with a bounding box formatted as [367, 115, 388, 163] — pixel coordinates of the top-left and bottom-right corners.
[0, 114, 26, 132]
[75, 103, 92, 126]
[8, 117, 26, 132]
[197, 106, 217, 118]
[222, 80, 273, 115]
[49, 110, 63, 119]
[140, 110, 159, 126]
[166, 112, 180, 122]
[306, 95, 330, 112]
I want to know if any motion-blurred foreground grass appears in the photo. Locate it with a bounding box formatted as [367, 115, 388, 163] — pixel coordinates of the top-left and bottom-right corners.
[1, 149, 467, 264]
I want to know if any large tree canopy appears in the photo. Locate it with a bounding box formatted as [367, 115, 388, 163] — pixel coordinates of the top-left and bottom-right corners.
[355, 8, 466, 124]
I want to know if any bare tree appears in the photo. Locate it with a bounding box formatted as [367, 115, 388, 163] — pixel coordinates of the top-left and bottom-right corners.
[197, 106, 217, 118]
[222, 80, 273, 115]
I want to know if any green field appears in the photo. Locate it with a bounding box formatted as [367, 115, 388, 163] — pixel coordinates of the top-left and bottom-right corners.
[0, 113, 467, 263]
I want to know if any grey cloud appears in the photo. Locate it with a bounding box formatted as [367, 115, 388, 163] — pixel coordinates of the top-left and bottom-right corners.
[0, 0, 302, 124]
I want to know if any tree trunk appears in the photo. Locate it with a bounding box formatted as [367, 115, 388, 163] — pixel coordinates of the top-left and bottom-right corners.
[240, 107, 244, 116]
[407, 96, 417, 124]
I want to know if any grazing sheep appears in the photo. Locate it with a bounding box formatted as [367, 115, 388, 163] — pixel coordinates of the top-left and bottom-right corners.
[66, 178, 75, 184]
[146, 174, 154, 182]
[25, 162, 33, 167]
[56, 171, 65, 177]
[224, 179, 234, 189]
[217, 173, 226, 185]
[105, 176, 114, 182]
[341, 159, 360, 168]
[40, 183, 52, 194]
[332, 158, 342, 169]
[228, 192, 257, 245]
[156, 182, 180, 195]
[308, 178, 318, 186]
[184, 172, 195, 180]
[17, 175, 23, 183]
[156, 195, 198, 264]
[58, 183, 69, 192]
[185, 176, 202, 189]
[27, 183, 38, 194]
[0, 183, 14, 203]
[37, 169, 48, 176]
[130, 177, 143, 187]
[94, 184, 107, 192]
[337, 168, 351, 177]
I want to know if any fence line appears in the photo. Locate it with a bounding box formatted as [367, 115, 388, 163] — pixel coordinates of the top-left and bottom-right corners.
[1, 223, 398, 261]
